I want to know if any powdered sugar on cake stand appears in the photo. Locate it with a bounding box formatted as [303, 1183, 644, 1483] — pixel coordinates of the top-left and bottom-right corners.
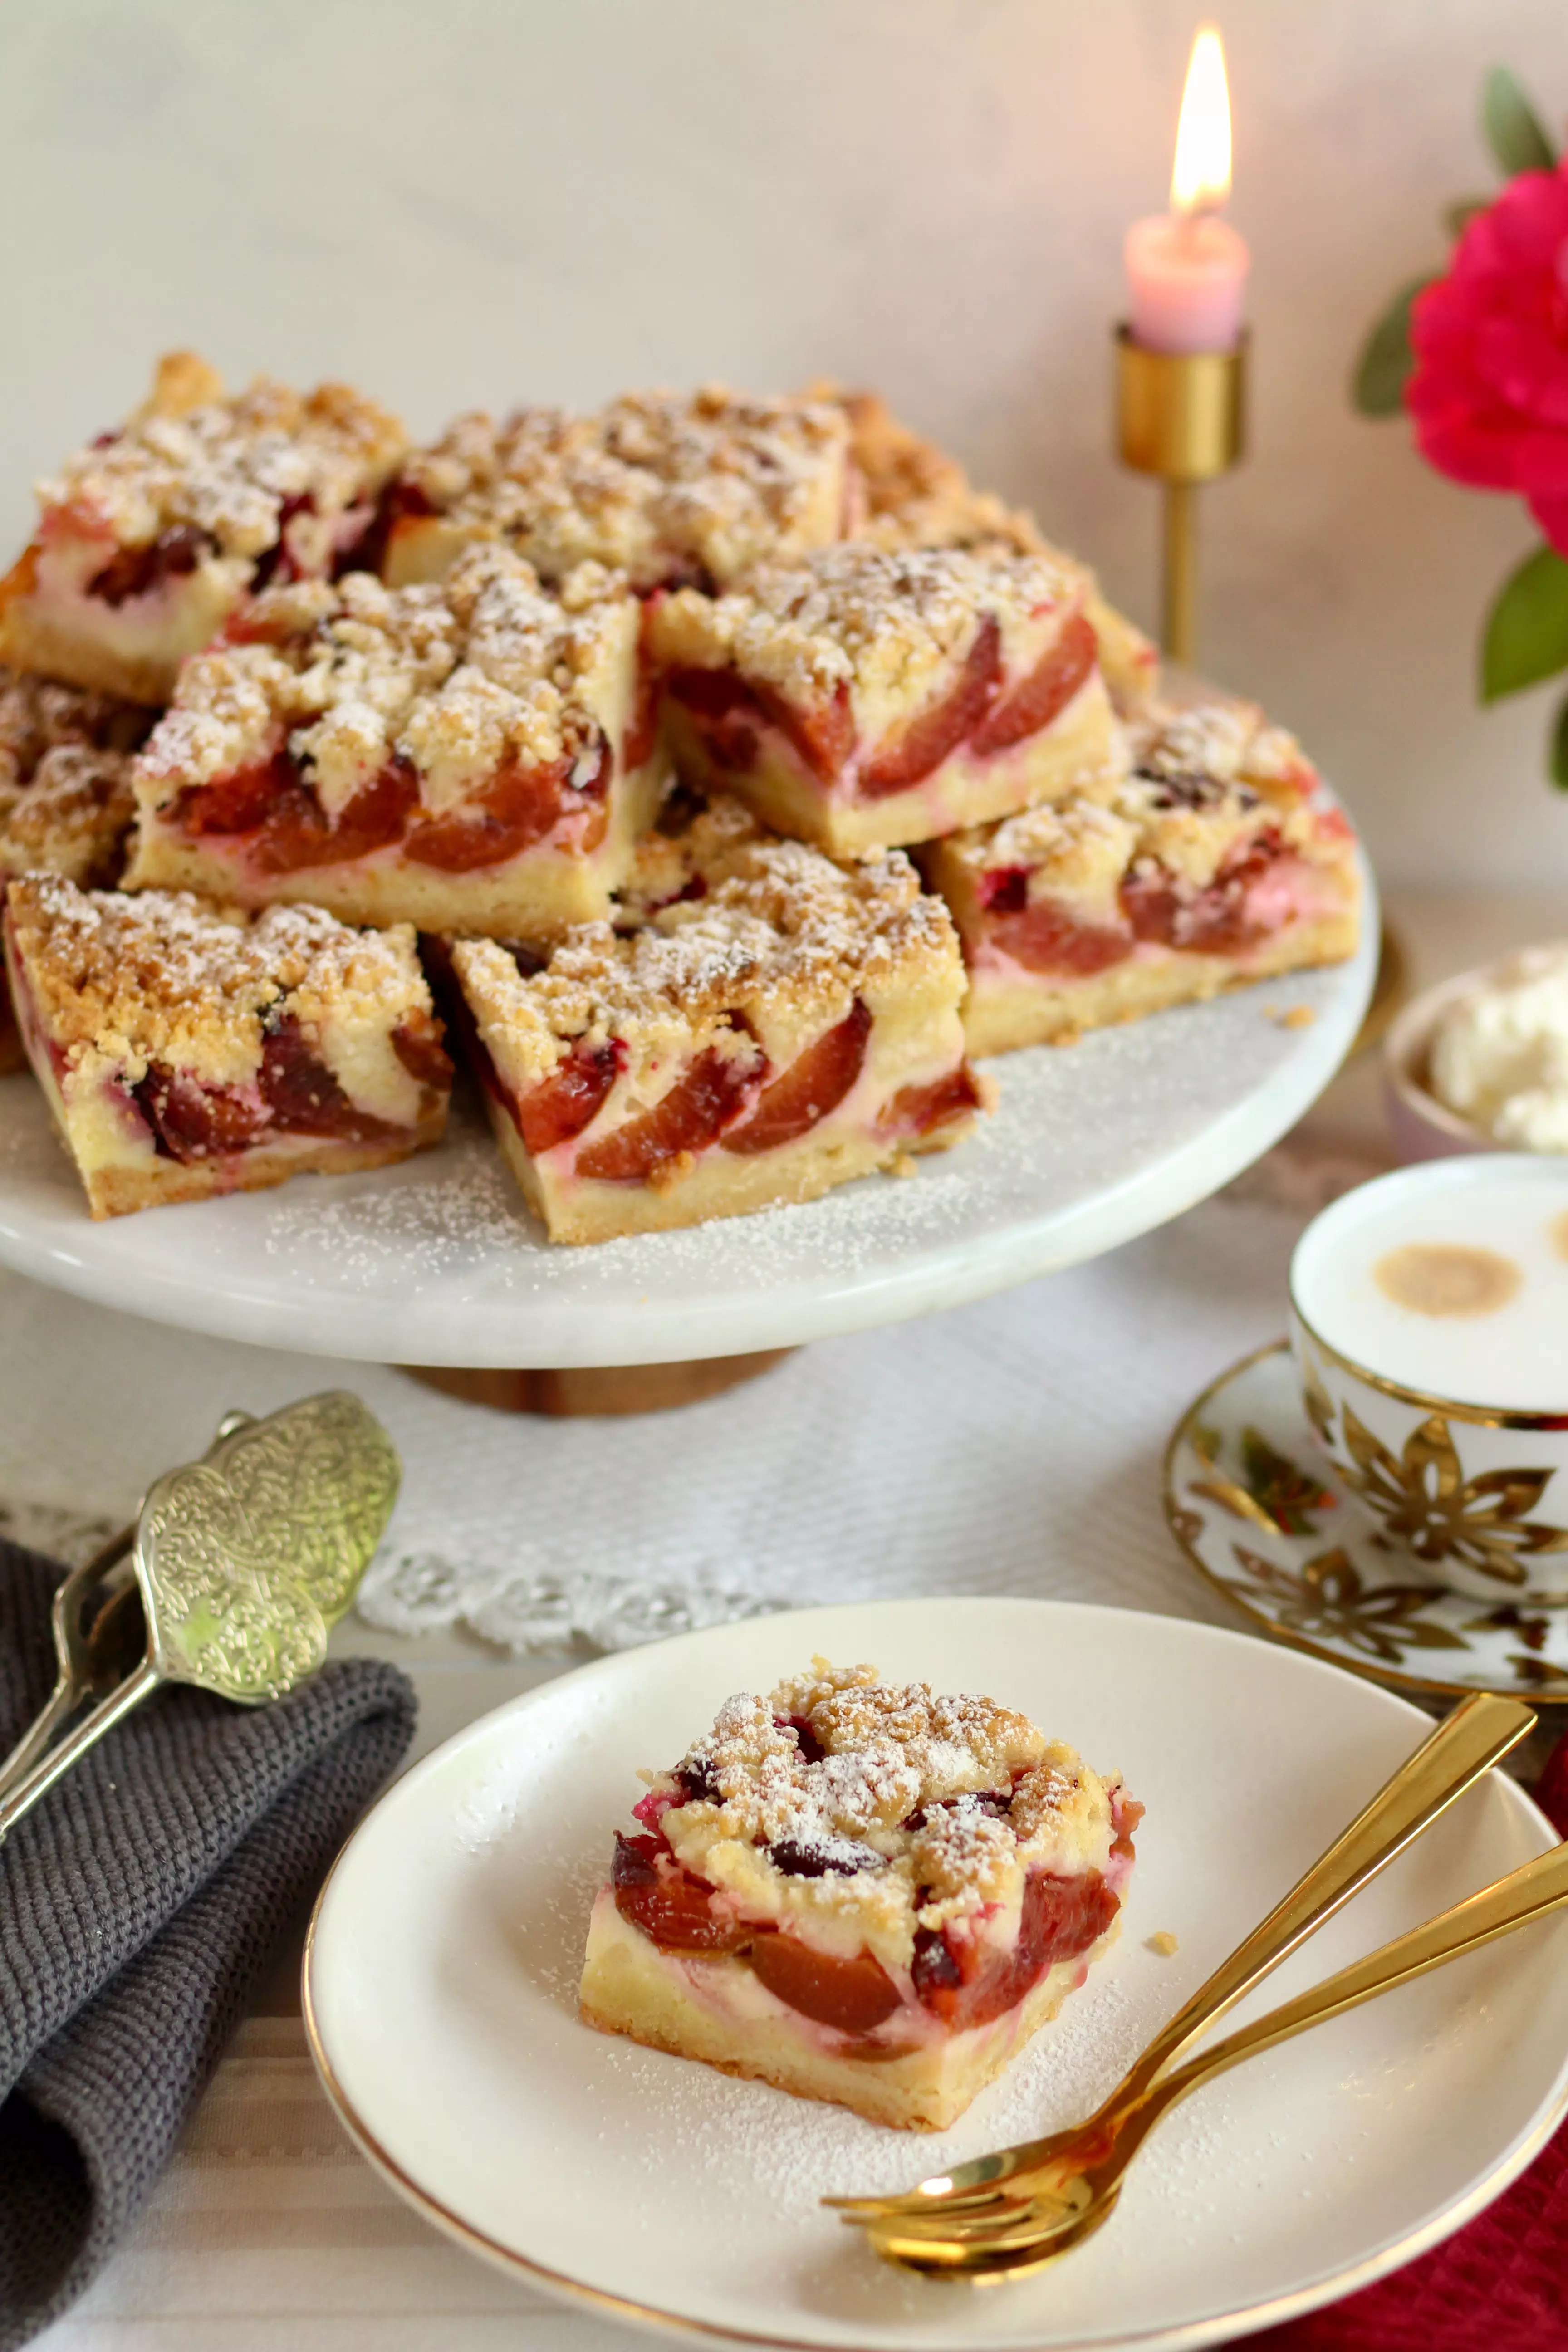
[0, 851, 1376, 1366]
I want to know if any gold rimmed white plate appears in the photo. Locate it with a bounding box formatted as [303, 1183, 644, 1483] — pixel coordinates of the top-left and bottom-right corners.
[303, 1595, 1568, 2350]
[1166, 1340, 1568, 1704]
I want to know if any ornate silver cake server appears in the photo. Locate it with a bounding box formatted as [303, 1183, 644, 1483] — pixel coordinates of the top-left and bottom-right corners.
[0, 1392, 399, 1846]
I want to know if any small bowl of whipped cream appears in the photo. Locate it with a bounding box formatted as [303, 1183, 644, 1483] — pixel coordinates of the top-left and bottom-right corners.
[1384, 941, 1568, 1162]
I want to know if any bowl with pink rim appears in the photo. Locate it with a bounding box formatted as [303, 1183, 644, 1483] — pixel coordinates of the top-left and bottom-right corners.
[1382, 941, 1568, 1167]
[1382, 969, 1499, 1165]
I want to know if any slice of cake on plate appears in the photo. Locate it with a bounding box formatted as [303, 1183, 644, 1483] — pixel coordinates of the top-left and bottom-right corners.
[445, 822, 985, 1244]
[650, 543, 1117, 857]
[379, 386, 855, 593]
[2, 875, 451, 1217]
[0, 666, 152, 1071]
[0, 352, 406, 705]
[580, 1656, 1140, 2130]
[922, 698, 1361, 1054]
[124, 546, 668, 941]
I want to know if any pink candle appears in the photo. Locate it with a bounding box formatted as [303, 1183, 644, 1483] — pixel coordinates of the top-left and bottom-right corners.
[1125, 24, 1249, 355]
[1125, 214, 1249, 354]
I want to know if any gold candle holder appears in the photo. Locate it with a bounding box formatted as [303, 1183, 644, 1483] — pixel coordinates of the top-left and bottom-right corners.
[1115, 324, 1248, 665]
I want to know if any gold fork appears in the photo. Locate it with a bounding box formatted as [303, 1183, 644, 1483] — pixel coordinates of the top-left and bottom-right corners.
[857, 1830, 1568, 2275]
[827, 1691, 1533, 2236]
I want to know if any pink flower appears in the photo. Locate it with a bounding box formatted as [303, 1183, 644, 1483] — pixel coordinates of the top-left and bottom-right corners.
[1408, 163, 1568, 553]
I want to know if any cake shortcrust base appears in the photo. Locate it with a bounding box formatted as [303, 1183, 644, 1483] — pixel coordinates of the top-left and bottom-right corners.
[78, 1117, 447, 1220]
[579, 1896, 1121, 2132]
[962, 911, 1361, 1058]
[0, 552, 206, 708]
[0, 594, 177, 708]
[483, 1083, 974, 1247]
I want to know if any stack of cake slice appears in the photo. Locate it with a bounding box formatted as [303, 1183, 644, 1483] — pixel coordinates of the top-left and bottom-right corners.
[0, 352, 1360, 1234]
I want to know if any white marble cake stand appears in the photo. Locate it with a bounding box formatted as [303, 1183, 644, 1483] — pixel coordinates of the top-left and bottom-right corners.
[0, 851, 1377, 1399]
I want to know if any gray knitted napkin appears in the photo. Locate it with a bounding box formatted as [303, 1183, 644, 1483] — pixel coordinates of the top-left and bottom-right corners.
[0, 1534, 416, 2349]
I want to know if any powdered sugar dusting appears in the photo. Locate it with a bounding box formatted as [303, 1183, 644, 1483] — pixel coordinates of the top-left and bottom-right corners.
[642, 1658, 1120, 1967]
[38, 353, 405, 557]
[6, 876, 431, 1068]
[403, 384, 849, 590]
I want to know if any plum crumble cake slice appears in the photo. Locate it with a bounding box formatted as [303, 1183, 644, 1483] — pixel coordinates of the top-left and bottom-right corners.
[580, 1658, 1141, 2131]
[0, 352, 407, 706]
[2, 876, 451, 1217]
[922, 698, 1361, 1054]
[379, 386, 856, 593]
[446, 832, 986, 1244]
[0, 667, 152, 1071]
[649, 544, 1119, 857]
[807, 382, 1160, 720]
[125, 546, 669, 940]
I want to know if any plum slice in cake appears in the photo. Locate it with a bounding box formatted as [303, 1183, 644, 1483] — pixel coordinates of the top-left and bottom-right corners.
[125, 546, 668, 941]
[444, 823, 986, 1245]
[0, 352, 407, 706]
[0, 666, 152, 1071]
[2, 876, 451, 1217]
[649, 544, 1117, 857]
[379, 386, 855, 593]
[808, 381, 1160, 720]
[922, 699, 1362, 1055]
[580, 1658, 1141, 2132]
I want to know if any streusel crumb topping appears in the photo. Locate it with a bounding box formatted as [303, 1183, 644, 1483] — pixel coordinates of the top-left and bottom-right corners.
[0, 664, 150, 784]
[136, 546, 638, 824]
[645, 1658, 1123, 1970]
[0, 747, 137, 884]
[804, 382, 1058, 562]
[617, 788, 770, 921]
[454, 835, 960, 1083]
[804, 384, 968, 521]
[0, 666, 147, 884]
[402, 385, 850, 588]
[957, 699, 1334, 893]
[38, 351, 407, 559]
[5, 875, 431, 1086]
[1128, 698, 1318, 806]
[650, 543, 1080, 716]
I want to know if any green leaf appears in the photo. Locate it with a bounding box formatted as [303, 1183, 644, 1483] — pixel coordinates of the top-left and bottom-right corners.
[1481, 546, 1568, 702]
[1352, 277, 1434, 416]
[1443, 196, 1490, 237]
[1482, 65, 1556, 177]
[1550, 687, 1568, 789]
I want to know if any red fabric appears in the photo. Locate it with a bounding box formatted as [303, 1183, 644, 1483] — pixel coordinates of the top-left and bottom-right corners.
[1406, 164, 1568, 552]
[1241, 1729, 1568, 2349]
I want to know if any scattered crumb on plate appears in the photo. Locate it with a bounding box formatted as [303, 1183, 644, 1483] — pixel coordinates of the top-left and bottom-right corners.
[1266, 1004, 1316, 1030]
[1147, 1930, 1179, 1956]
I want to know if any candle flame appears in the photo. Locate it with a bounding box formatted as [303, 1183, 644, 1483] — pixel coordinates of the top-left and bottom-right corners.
[1170, 24, 1231, 214]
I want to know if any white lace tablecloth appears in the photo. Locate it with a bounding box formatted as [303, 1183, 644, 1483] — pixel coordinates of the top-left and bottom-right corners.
[0, 1149, 1370, 1666]
[0, 1140, 1376, 2352]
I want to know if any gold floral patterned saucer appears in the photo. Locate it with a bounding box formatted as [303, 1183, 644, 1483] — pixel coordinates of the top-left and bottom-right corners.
[1165, 1341, 1568, 1704]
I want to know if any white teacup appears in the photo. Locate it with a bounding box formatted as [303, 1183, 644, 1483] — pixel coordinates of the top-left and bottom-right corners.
[1288, 1153, 1568, 1602]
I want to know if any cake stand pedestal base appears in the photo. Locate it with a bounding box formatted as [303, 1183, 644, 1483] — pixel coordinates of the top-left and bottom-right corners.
[399, 1349, 795, 1417]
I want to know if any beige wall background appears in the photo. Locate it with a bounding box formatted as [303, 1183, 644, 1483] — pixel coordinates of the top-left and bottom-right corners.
[0, 0, 1561, 889]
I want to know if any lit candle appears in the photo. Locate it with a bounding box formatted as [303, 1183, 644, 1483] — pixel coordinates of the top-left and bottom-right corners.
[1125, 24, 1249, 355]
